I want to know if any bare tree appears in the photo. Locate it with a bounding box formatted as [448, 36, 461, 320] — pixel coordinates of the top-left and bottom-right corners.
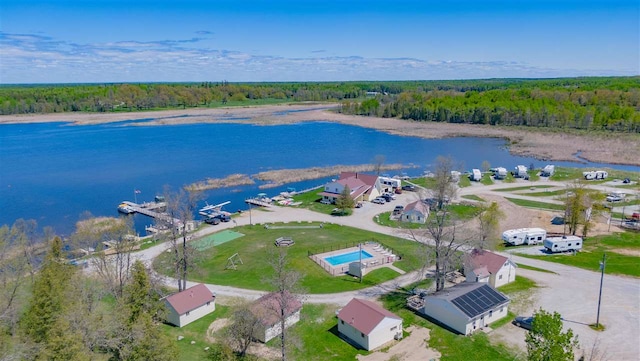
[226, 302, 262, 357]
[410, 156, 477, 292]
[477, 201, 505, 250]
[264, 248, 304, 361]
[158, 186, 202, 291]
[564, 181, 605, 237]
[373, 154, 386, 175]
[74, 216, 136, 298]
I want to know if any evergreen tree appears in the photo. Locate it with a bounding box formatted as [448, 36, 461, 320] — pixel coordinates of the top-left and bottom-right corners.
[21, 237, 73, 343]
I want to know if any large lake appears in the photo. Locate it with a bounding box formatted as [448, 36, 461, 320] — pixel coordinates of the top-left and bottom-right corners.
[1, 120, 637, 235]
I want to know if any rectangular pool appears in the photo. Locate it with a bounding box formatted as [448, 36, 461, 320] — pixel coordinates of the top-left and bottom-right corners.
[324, 250, 373, 266]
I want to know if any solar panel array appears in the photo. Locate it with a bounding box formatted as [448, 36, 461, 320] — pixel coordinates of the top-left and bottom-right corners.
[451, 285, 508, 318]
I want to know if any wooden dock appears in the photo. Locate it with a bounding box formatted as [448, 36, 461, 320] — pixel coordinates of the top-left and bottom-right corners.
[121, 201, 181, 224]
[245, 198, 272, 207]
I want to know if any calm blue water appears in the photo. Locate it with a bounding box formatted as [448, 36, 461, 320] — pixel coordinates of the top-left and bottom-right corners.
[1, 120, 637, 236]
[324, 250, 374, 266]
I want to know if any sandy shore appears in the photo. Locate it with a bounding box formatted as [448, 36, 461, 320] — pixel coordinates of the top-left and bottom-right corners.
[2, 103, 639, 166]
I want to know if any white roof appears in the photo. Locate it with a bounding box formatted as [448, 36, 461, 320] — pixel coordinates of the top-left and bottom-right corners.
[502, 227, 546, 237]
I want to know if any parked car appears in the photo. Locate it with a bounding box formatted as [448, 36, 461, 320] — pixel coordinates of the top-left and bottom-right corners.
[320, 199, 332, 205]
[381, 194, 394, 202]
[392, 205, 404, 215]
[372, 198, 385, 204]
[512, 316, 534, 330]
[606, 193, 625, 202]
[623, 178, 631, 184]
[205, 217, 221, 225]
[402, 185, 416, 191]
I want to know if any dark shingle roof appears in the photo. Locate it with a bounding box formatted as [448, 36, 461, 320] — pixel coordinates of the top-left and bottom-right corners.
[429, 283, 509, 319]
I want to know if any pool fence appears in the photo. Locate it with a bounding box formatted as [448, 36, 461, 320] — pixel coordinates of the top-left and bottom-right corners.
[308, 239, 403, 276]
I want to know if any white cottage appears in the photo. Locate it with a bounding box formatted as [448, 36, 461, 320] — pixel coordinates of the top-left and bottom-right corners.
[251, 291, 302, 343]
[400, 200, 430, 224]
[421, 283, 509, 335]
[338, 298, 403, 351]
[464, 249, 517, 288]
[163, 283, 216, 327]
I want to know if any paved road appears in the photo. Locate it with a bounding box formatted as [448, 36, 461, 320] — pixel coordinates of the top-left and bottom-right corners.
[130, 182, 639, 359]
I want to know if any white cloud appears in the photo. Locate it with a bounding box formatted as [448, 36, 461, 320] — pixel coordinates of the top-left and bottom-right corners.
[0, 32, 635, 84]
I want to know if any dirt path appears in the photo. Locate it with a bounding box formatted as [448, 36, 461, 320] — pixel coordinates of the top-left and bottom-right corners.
[356, 326, 441, 361]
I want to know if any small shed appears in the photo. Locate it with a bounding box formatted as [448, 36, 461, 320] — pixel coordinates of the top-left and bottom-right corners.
[337, 298, 403, 351]
[163, 284, 216, 327]
[251, 291, 302, 343]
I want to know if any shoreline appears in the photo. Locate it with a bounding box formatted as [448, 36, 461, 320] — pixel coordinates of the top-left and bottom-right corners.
[1, 103, 639, 166]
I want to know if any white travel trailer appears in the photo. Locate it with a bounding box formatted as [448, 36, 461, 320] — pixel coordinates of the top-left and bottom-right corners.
[502, 228, 547, 246]
[541, 165, 555, 177]
[513, 165, 529, 179]
[583, 170, 608, 180]
[544, 236, 583, 253]
[493, 167, 508, 180]
[470, 169, 482, 182]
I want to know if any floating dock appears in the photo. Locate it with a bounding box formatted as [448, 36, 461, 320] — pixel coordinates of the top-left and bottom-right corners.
[118, 201, 181, 225]
[245, 198, 272, 207]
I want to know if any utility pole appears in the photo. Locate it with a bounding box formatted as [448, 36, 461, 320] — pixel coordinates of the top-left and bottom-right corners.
[359, 242, 363, 283]
[596, 253, 606, 328]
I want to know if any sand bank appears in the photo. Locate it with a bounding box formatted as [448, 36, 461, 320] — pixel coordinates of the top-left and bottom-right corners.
[1, 103, 638, 166]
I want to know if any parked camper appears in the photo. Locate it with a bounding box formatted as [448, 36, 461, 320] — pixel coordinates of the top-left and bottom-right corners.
[513, 165, 529, 179]
[470, 169, 482, 182]
[502, 228, 547, 246]
[492, 167, 508, 180]
[544, 236, 583, 253]
[583, 170, 608, 180]
[541, 165, 555, 177]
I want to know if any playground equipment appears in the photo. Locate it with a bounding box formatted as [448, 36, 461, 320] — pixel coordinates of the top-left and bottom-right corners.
[225, 253, 244, 270]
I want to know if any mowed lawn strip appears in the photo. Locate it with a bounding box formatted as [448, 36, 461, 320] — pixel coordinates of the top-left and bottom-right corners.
[154, 222, 423, 294]
[518, 232, 640, 277]
[504, 197, 565, 211]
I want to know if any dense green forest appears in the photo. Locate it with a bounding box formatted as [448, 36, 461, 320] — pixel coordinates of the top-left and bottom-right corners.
[1, 77, 639, 132]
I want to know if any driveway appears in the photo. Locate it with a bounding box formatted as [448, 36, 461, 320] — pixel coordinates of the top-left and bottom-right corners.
[128, 184, 639, 360]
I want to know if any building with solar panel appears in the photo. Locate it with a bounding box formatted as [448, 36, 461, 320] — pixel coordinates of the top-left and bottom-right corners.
[418, 282, 510, 335]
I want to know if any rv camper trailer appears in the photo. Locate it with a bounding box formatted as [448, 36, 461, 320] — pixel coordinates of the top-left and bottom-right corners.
[502, 228, 547, 246]
[544, 236, 583, 253]
[513, 165, 529, 179]
[492, 167, 508, 180]
[541, 165, 555, 177]
[582, 170, 608, 180]
[470, 169, 482, 182]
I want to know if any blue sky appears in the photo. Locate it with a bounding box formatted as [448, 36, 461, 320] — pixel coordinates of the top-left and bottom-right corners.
[1, 0, 638, 83]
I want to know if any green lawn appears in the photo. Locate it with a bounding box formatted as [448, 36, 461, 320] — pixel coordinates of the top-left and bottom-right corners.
[493, 185, 554, 192]
[516, 189, 567, 197]
[291, 187, 341, 214]
[481, 173, 494, 185]
[518, 232, 640, 277]
[161, 305, 231, 361]
[462, 194, 485, 202]
[458, 176, 472, 188]
[154, 223, 424, 293]
[497, 276, 538, 294]
[379, 281, 519, 361]
[373, 211, 423, 229]
[449, 204, 481, 220]
[289, 304, 369, 360]
[504, 197, 565, 211]
[516, 263, 557, 274]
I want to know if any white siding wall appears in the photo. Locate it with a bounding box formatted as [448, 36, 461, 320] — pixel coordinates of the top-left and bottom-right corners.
[325, 181, 345, 194]
[178, 302, 216, 327]
[258, 310, 301, 343]
[164, 304, 181, 327]
[492, 263, 516, 288]
[338, 319, 369, 350]
[423, 299, 469, 335]
[367, 318, 403, 350]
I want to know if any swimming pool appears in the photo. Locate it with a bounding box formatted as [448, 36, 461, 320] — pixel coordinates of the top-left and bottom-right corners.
[324, 250, 373, 266]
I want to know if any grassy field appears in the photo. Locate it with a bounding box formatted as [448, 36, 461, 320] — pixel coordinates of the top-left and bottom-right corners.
[154, 222, 424, 293]
[161, 305, 231, 361]
[517, 189, 567, 197]
[480, 173, 494, 185]
[494, 185, 554, 192]
[462, 194, 485, 202]
[516, 263, 557, 274]
[497, 276, 538, 294]
[517, 232, 640, 277]
[379, 281, 519, 361]
[550, 167, 640, 183]
[504, 197, 565, 211]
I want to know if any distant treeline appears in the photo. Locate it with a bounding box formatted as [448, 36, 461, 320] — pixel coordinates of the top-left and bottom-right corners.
[1, 77, 639, 132]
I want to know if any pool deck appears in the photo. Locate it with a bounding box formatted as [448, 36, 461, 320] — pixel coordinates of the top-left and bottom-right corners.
[310, 242, 398, 276]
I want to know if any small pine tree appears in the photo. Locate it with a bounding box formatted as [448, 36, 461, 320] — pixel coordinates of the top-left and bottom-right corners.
[335, 185, 355, 213]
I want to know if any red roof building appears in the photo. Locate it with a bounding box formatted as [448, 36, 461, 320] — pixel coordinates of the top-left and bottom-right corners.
[337, 298, 403, 350]
[465, 249, 517, 288]
[250, 291, 303, 343]
[163, 284, 216, 327]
